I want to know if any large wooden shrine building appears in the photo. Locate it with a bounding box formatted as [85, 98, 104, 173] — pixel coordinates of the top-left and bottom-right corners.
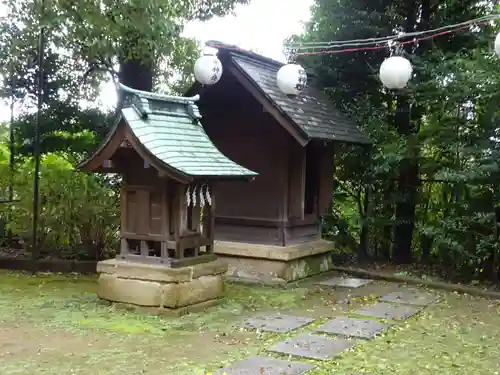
[79, 84, 255, 315]
[188, 41, 371, 284]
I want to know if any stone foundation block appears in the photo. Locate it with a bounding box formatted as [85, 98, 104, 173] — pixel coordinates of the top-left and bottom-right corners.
[215, 240, 335, 285]
[96, 258, 228, 316]
[98, 273, 163, 306]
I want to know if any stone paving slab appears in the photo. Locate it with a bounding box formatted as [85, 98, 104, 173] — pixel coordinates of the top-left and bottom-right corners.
[354, 302, 423, 321]
[314, 316, 393, 339]
[268, 333, 357, 361]
[380, 290, 439, 306]
[317, 277, 373, 288]
[213, 355, 315, 375]
[244, 314, 315, 333]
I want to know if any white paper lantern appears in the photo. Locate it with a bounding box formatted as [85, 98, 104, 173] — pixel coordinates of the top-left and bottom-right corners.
[494, 32, 500, 57]
[379, 56, 413, 89]
[194, 52, 223, 85]
[276, 63, 307, 97]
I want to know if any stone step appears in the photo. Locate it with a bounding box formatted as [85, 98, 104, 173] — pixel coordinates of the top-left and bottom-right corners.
[214, 355, 315, 375]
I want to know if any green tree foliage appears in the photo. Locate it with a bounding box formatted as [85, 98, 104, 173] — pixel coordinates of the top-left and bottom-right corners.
[0, 3, 112, 157]
[42, 0, 248, 97]
[0, 146, 120, 259]
[0, 46, 113, 157]
[296, 0, 500, 280]
[0, 0, 250, 157]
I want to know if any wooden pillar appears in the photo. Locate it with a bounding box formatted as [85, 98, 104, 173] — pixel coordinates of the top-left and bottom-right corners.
[172, 183, 188, 259]
[119, 238, 128, 259]
[279, 140, 289, 246]
[140, 240, 149, 256]
[318, 142, 335, 215]
[160, 183, 169, 258]
[119, 185, 128, 257]
[288, 143, 306, 220]
[204, 186, 216, 254]
[190, 204, 201, 256]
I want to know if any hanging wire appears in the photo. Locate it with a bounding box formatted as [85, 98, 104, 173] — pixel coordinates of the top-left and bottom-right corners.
[284, 14, 500, 53]
[278, 14, 500, 56]
[206, 14, 499, 58]
[293, 20, 495, 56]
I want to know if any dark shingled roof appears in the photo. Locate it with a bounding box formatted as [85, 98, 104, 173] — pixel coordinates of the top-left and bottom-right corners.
[207, 41, 371, 145]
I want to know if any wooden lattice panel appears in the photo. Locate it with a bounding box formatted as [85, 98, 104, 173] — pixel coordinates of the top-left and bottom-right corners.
[125, 190, 138, 233]
[149, 190, 162, 234]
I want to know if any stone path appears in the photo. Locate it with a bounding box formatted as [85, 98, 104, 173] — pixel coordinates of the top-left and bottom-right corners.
[214, 356, 314, 375]
[267, 333, 357, 361]
[317, 277, 373, 289]
[213, 276, 440, 374]
[314, 316, 392, 339]
[244, 314, 315, 333]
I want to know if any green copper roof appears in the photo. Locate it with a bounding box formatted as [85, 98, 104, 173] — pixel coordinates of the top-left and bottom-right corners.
[120, 84, 257, 178]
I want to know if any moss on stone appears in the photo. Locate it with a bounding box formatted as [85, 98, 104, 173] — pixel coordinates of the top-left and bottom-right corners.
[283, 252, 334, 281]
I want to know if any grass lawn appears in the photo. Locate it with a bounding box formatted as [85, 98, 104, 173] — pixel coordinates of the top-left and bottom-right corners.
[0, 270, 499, 375]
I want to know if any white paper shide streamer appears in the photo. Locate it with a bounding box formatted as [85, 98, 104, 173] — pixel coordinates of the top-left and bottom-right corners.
[186, 184, 212, 207]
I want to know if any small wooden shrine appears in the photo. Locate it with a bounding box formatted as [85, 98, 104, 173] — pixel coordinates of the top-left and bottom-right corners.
[78, 83, 256, 315]
[187, 41, 372, 285]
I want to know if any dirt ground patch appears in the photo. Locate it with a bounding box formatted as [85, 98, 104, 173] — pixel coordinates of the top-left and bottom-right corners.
[0, 323, 112, 359]
[0, 310, 259, 374]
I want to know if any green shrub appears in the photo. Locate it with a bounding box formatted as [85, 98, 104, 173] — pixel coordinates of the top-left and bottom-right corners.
[0, 146, 119, 260]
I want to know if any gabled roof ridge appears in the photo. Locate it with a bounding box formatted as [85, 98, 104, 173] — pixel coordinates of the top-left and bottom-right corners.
[119, 83, 200, 104]
[207, 40, 319, 79]
[206, 40, 285, 68]
[230, 54, 281, 72]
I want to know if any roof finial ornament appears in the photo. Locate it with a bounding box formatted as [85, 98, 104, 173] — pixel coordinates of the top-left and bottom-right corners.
[118, 83, 200, 104]
[187, 103, 202, 120]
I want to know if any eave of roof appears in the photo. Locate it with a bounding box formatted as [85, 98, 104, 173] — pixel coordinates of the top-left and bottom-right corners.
[78, 84, 258, 180]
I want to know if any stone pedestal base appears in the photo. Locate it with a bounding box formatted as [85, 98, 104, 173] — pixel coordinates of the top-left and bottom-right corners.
[96, 258, 228, 317]
[214, 239, 335, 285]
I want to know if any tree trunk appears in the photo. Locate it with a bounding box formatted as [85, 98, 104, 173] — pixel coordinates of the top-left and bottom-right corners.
[392, 95, 418, 264]
[391, 0, 432, 264]
[358, 147, 373, 261]
[376, 180, 393, 261]
[358, 188, 370, 261]
[420, 234, 433, 263]
[117, 34, 154, 106]
[374, 96, 393, 261]
[117, 58, 153, 106]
